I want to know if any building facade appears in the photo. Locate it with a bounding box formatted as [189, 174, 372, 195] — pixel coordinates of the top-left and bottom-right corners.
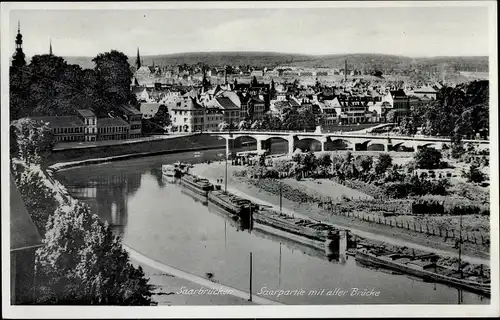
[117, 105, 142, 138]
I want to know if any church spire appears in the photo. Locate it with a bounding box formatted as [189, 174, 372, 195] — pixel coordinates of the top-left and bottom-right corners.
[49, 37, 53, 55]
[12, 20, 26, 68]
[135, 47, 141, 70]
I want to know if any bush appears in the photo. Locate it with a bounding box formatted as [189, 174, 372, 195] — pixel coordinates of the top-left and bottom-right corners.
[411, 199, 445, 215]
[446, 205, 482, 216]
[462, 163, 486, 183]
[375, 153, 392, 175]
[414, 147, 442, 169]
[384, 182, 412, 198]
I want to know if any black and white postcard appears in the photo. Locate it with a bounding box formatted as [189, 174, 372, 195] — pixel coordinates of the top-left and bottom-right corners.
[1, 1, 498, 318]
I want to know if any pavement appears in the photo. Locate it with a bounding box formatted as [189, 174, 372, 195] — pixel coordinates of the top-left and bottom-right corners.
[123, 244, 282, 305]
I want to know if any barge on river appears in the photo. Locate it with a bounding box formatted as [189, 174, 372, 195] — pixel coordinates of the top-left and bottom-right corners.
[180, 174, 214, 196]
[207, 190, 254, 219]
[253, 209, 354, 258]
[355, 247, 491, 297]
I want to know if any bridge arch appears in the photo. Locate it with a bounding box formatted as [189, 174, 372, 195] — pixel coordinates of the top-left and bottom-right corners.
[392, 141, 415, 152]
[328, 138, 354, 151]
[260, 136, 293, 154]
[232, 135, 258, 148]
[367, 143, 386, 151]
[294, 137, 324, 152]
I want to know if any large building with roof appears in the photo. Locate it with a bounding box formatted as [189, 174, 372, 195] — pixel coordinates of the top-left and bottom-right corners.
[30, 107, 143, 142]
[169, 97, 205, 133]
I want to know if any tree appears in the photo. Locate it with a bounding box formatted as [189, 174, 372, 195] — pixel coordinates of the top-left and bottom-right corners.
[301, 151, 317, 173]
[414, 147, 442, 169]
[356, 155, 373, 174]
[375, 153, 392, 175]
[218, 121, 229, 131]
[24, 55, 81, 116]
[282, 108, 318, 131]
[398, 81, 489, 139]
[462, 163, 486, 183]
[153, 104, 171, 128]
[11, 118, 55, 166]
[92, 50, 134, 116]
[319, 154, 332, 168]
[385, 110, 396, 123]
[11, 164, 58, 236]
[10, 65, 31, 121]
[251, 76, 258, 87]
[260, 114, 282, 130]
[36, 202, 153, 305]
[238, 120, 250, 130]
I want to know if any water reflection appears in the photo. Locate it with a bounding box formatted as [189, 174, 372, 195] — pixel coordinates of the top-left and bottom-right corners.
[61, 171, 142, 237]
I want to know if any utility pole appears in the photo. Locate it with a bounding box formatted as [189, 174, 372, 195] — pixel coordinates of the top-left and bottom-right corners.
[249, 203, 253, 232]
[458, 212, 463, 279]
[249, 252, 253, 302]
[225, 154, 228, 193]
[278, 242, 282, 287]
[279, 181, 283, 214]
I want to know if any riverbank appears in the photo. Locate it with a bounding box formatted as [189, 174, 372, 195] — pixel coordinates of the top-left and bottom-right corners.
[190, 162, 490, 264]
[126, 245, 279, 305]
[47, 133, 227, 165]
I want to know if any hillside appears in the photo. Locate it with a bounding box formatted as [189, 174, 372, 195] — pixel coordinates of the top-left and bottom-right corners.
[63, 52, 489, 73]
[289, 54, 489, 74]
[64, 52, 313, 69]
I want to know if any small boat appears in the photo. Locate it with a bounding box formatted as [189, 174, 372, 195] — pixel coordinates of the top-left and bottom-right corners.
[355, 247, 490, 297]
[194, 151, 202, 158]
[171, 162, 191, 176]
[162, 164, 176, 177]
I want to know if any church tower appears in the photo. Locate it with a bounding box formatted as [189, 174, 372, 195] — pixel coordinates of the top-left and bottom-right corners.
[135, 47, 141, 70]
[12, 21, 26, 68]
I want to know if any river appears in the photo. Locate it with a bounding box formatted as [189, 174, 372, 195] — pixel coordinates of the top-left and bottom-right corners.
[54, 146, 489, 305]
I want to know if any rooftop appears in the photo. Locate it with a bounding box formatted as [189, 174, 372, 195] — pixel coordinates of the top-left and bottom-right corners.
[97, 117, 129, 127]
[29, 116, 84, 128]
[118, 105, 142, 116]
[414, 86, 437, 93]
[171, 98, 202, 110]
[216, 97, 239, 110]
[140, 103, 162, 116]
[76, 109, 96, 118]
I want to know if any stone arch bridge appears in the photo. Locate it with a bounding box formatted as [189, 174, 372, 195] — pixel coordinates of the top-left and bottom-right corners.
[211, 130, 489, 157]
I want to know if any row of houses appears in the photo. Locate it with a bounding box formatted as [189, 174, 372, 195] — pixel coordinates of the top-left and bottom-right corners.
[137, 78, 436, 133]
[30, 106, 143, 143]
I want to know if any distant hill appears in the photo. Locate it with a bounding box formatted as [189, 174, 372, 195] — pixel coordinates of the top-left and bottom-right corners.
[64, 52, 313, 69]
[288, 54, 489, 74]
[63, 52, 489, 73]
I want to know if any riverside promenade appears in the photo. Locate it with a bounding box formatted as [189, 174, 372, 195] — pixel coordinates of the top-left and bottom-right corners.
[124, 245, 281, 305]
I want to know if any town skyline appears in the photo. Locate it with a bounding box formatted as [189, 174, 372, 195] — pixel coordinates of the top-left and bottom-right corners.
[9, 6, 490, 58]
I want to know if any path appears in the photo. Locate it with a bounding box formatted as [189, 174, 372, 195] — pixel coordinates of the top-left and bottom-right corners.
[123, 244, 282, 305]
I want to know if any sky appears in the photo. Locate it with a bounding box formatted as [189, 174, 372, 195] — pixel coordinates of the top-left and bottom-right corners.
[8, 6, 491, 58]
